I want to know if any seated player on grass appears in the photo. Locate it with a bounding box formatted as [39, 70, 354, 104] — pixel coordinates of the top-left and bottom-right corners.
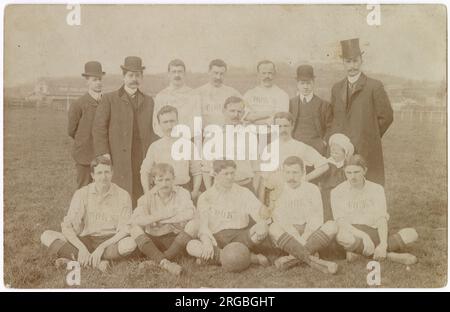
[130, 163, 197, 275]
[140, 105, 202, 201]
[186, 160, 270, 267]
[267, 156, 338, 271]
[320, 133, 354, 222]
[258, 112, 329, 204]
[332, 154, 419, 264]
[40, 157, 136, 272]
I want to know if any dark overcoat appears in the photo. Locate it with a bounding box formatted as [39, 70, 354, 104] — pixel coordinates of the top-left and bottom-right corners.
[68, 93, 99, 165]
[327, 73, 393, 185]
[92, 86, 158, 197]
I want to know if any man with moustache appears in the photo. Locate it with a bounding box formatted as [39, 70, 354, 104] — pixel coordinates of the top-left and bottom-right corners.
[243, 60, 289, 125]
[195, 59, 241, 128]
[93, 56, 158, 208]
[202, 96, 259, 193]
[267, 156, 338, 271]
[152, 59, 202, 138]
[327, 39, 393, 185]
[68, 61, 105, 189]
[258, 112, 329, 204]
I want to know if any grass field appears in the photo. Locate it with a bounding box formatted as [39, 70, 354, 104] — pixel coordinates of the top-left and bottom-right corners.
[3, 106, 447, 288]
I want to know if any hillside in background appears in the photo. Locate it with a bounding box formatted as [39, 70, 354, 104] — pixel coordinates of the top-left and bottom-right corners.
[4, 62, 446, 109]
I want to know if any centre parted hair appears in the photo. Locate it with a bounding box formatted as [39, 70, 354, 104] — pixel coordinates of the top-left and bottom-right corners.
[209, 59, 227, 71]
[213, 159, 237, 174]
[90, 156, 112, 173]
[150, 163, 175, 178]
[344, 154, 368, 170]
[223, 96, 244, 110]
[283, 156, 305, 171]
[157, 105, 179, 123]
[257, 60, 276, 72]
[168, 59, 186, 72]
[273, 111, 294, 125]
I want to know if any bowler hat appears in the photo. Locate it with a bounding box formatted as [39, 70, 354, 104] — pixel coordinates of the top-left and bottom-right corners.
[296, 65, 315, 81]
[121, 56, 146, 72]
[81, 61, 105, 78]
[340, 38, 364, 59]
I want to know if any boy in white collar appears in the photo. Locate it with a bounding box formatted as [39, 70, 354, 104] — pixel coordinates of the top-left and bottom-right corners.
[289, 65, 331, 156]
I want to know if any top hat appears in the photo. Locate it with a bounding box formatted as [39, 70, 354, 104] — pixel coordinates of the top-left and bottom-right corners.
[81, 61, 105, 78]
[296, 65, 315, 81]
[120, 56, 146, 72]
[340, 38, 364, 59]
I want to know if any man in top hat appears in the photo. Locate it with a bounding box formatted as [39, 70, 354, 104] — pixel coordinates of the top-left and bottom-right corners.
[152, 59, 202, 138]
[68, 61, 105, 189]
[289, 65, 331, 156]
[327, 38, 393, 185]
[93, 56, 158, 208]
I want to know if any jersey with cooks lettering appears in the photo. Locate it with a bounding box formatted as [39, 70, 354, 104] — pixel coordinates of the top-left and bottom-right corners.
[153, 85, 202, 138]
[243, 85, 289, 125]
[61, 183, 132, 237]
[195, 83, 241, 127]
[331, 180, 390, 228]
[272, 182, 323, 232]
[197, 183, 263, 234]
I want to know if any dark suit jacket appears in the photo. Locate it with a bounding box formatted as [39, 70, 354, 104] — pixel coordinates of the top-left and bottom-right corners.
[289, 94, 331, 155]
[92, 86, 158, 197]
[328, 73, 393, 185]
[68, 93, 100, 165]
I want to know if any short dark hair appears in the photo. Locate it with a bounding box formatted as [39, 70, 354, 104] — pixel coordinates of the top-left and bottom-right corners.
[283, 156, 304, 171]
[344, 154, 368, 170]
[223, 96, 244, 110]
[157, 105, 178, 123]
[213, 160, 236, 174]
[122, 69, 143, 76]
[151, 163, 175, 179]
[168, 59, 186, 72]
[257, 60, 276, 72]
[209, 59, 227, 71]
[90, 156, 112, 174]
[273, 112, 294, 125]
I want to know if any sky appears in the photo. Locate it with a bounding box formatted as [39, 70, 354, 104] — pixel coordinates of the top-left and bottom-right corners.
[3, 4, 447, 87]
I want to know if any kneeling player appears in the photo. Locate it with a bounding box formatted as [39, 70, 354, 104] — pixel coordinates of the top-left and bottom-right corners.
[267, 156, 338, 273]
[186, 160, 270, 268]
[130, 163, 197, 275]
[40, 157, 136, 272]
[332, 155, 418, 264]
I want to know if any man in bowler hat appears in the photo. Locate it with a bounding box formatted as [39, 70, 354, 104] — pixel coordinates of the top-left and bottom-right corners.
[289, 65, 331, 156]
[68, 61, 105, 189]
[327, 38, 393, 185]
[93, 56, 158, 207]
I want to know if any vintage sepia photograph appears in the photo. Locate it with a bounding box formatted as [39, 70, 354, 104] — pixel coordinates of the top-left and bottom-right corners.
[2, 3, 447, 289]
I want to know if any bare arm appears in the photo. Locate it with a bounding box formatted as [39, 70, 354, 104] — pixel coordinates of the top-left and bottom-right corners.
[61, 226, 88, 253]
[305, 163, 329, 181]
